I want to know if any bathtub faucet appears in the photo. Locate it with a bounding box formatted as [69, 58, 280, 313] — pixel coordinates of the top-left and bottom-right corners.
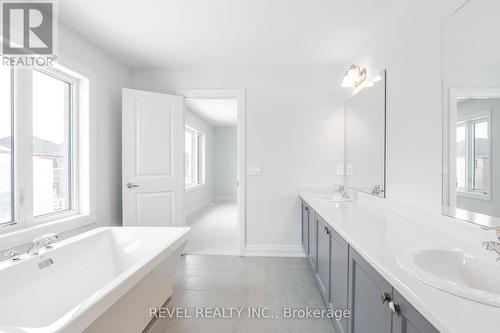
[28, 233, 59, 256]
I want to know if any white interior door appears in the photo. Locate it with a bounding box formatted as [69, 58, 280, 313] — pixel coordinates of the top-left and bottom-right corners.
[122, 88, 184, 227]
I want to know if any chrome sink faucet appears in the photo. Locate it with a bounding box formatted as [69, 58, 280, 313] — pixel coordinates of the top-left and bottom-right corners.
[335, 185, 350, 199]
[28, 233, 59, 256]
[482, 241, 500, 263]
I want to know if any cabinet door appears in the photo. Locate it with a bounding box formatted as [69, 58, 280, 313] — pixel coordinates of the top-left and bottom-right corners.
[330, 229, 349, 333]
[301, 202, 309, 256]
[348, 248, 392, 333]
[308, 208, 317, 272]
[316, 217, 331, 302]
[391, 290, 439, 333]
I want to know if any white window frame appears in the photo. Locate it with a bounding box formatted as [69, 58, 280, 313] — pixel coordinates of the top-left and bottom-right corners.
[456, 110, 491, 200]
[0, 55, 96, 249]
[184, 125, 205, 190]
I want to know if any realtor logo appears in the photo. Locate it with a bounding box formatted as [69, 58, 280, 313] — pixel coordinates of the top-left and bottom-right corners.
[2, 1, 54, 55]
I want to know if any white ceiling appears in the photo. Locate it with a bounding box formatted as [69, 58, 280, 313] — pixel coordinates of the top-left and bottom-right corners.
[186, 98, 237, 126]
[58, 0, 396, 69]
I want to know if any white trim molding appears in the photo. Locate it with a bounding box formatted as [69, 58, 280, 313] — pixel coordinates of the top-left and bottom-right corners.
[175, 88, 246, 256]
[245, 244, 306, 257]
[214, 196, 237, 202]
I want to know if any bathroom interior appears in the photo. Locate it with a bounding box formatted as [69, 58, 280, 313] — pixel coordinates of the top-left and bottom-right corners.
[1, 0, 500, 332]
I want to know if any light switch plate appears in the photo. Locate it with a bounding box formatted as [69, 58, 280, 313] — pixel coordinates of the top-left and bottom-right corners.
[247, 164, 262, 176]
[346, 164, 354, 176]
[336, 164, 345, 176]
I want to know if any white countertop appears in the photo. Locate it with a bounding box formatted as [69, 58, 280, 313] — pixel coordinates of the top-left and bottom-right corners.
[299, 188, 500, 333]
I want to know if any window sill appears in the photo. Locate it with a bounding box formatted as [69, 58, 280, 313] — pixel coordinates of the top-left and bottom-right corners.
[185, 183, 207, 193]
[457, 191, 491, 201]
[0, 213, 96, 252]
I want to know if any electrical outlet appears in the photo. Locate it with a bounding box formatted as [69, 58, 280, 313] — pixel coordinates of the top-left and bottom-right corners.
[247, 164, 262, 176]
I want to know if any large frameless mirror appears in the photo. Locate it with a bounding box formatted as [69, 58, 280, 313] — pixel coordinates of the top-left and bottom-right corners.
[345, 70, 386, 198]
[442, 0, 500, 229]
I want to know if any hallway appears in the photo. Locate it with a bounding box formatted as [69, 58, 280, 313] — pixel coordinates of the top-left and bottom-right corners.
[184, 201, 238, 255]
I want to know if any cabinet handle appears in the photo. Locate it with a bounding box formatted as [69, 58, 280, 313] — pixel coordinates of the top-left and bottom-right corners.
[324, 227, 330, 235]
[305, 207, 309, 211]
[381, 291, 391, 304]
[388, 301, 400, 314]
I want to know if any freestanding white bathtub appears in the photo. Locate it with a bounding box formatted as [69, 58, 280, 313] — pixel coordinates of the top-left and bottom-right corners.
[0, 227, 190, 333]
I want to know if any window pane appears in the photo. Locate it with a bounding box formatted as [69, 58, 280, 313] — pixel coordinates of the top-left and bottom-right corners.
[456, 124, 466, 190]
[473, 121, 489, 192]
[0, 67, 13, 224]
[185, 130, 193, 186]
[33, 70, 72, 216]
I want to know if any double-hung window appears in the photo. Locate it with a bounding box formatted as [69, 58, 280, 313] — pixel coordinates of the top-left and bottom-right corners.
[185, 126, 205, 189]
[0, 64, 93, 234]
[456, 112, 491, 199]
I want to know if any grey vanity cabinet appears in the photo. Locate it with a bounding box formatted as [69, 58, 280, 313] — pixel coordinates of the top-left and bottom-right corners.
[301, 201, 438, 333]
[391, 290, 439, 333]
[330, 229, 349, 333]
[348, 248, 393, 333]
[301, 203, 309, 255]
[316, 216, 331, 301]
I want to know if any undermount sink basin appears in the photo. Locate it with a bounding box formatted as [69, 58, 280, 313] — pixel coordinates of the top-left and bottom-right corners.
[396, 248, 500, 307]
[314, 194, 352, 202]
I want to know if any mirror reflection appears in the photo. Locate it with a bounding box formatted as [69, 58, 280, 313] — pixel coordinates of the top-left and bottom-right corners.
[345, 70, 386, 198]
[442, 0, 500, 228]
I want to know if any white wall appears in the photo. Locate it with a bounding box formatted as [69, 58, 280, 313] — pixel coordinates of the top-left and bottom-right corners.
[350, 0, 465, 212]
[214, 126, 237, 200]
[58, 25, 131, 229]
[131, 67, 347, 253]
[185, 110, 215, 215]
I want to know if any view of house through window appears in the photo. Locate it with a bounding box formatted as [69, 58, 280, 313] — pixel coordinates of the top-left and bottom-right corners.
[456, 115, 490, 196]
[185, 126, 205, 188]
[32, 69, 73, 216]
[0, 67, 13, 225]
[0, 67, 77, 230]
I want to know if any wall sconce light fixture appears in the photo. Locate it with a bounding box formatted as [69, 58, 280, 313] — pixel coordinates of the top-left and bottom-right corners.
[341, 65, 367, 88]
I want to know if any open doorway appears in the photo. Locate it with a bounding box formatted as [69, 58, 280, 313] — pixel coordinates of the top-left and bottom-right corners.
[176, 89, 245, 256]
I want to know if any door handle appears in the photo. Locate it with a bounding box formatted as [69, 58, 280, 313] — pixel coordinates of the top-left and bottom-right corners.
[126, 183, 140, 189]
[381, 291, 391, 304]
[388, 301, 400, 314]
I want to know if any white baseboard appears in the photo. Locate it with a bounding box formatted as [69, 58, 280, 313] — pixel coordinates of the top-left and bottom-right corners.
[185, 197, 214, 217]
[245, 244, 306, 257]
[214, 196, 237, 202]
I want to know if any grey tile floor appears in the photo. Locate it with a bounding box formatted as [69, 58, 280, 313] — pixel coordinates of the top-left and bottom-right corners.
[147, 255, 336, 333]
